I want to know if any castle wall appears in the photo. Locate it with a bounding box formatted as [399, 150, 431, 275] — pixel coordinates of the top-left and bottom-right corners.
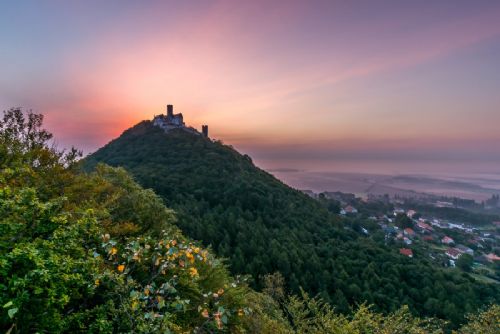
[153, 106, 205, 137]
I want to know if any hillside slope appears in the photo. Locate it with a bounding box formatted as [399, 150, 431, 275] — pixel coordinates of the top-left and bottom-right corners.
[84, 121, 500, 326]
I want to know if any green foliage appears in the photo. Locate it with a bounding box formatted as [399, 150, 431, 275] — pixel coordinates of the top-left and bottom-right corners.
[395, 213, 414, 229]
[284, 291, 445, 334]
[456, 304, 500, 334]
[456, 254, 474, 272]
[0, 109, 252, 333]
[2, 108, 499, 333]
[84, 121, 500, 327]
[256, 274, 449, 334]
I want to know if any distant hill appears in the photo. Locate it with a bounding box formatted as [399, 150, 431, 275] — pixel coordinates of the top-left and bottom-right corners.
[271, 170, 500, 202]
[84, 120, 500, 326]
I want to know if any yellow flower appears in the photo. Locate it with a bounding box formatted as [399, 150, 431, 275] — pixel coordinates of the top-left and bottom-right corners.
[217, 288, 224, 296]
[189, 267, 198, 277]
[171, 240, 177, 246]
[144, 288, 150, 296]
[193, 247, 200, 254]
[94, 279, 100, 286]
[186, 252, 194, 263]
[117, 264, 125, 272]
[238, 308, 244, 316]
[110, 247, 117, 255]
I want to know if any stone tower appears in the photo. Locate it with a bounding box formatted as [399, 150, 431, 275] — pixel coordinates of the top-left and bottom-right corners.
[202, 125, 208, 137]
[167, 104, 174, 117]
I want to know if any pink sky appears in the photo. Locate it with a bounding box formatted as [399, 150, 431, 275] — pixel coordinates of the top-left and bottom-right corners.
[1, 1, 500, 174]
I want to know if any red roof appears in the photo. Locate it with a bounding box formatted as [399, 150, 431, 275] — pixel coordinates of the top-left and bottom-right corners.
[442, 236, 454, 244]
[404, 228, 415, 235]
[486, 253, 500, 261]
[399, 248, 413, 257]
[446, 248, 461, 258]
[417, 222, 433, 230]
[344, 205, 357, 213]
[423, 235, 434, 241]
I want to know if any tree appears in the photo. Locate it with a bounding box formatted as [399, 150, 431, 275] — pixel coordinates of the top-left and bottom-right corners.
[456, 254, 474, 272]
[395, 213, 414, 229]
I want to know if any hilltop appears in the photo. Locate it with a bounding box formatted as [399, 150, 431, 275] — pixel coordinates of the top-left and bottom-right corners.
[84, 110, 500, 327]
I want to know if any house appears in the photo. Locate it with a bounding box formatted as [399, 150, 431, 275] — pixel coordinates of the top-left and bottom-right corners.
[403, 237, 412, 245]
[407, 210, 417, 218]
[486, 253, 500, 262]
[404, 228, 416, 237]
[399, 248, 413, 258]
[445, 248, 461, 260]
[430, 219, 440, 226]
[343, 205, 358, 214]
[422, 235, 434, 241]
[417, 221, 433, 233]
[442, 236, 454, 245]
[438, 221, 450, 229]
[455, 244, 474, 256]
[393, 208, 405, 216]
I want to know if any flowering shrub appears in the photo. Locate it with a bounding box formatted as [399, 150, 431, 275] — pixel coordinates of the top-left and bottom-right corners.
[94, 233, 251, 332]
[0, 166, 251, 333]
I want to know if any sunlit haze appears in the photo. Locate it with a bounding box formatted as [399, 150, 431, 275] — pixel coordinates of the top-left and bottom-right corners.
[1, 0, 500, 176]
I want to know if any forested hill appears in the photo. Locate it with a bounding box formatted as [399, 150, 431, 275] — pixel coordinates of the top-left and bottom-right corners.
[84, 120, 500, 326]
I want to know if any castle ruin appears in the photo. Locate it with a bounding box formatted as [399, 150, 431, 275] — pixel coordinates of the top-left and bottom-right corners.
[153, 104, 208, 137]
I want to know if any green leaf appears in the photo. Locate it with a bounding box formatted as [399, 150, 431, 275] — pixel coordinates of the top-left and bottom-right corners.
[3, 301, 13, 308]
[221, 314, 228, 324]
[158, 300, 165, 309]
[8, 307, 18, 319]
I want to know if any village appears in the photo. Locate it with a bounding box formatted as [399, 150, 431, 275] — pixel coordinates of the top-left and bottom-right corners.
[306, 190, 500, 283]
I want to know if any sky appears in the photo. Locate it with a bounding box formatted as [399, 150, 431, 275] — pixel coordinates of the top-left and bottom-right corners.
[1, 0, 500, 176]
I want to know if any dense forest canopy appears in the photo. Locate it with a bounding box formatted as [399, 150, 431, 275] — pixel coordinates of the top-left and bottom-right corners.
[1, 108, 499, 333]
[84, 121, 500, 328]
